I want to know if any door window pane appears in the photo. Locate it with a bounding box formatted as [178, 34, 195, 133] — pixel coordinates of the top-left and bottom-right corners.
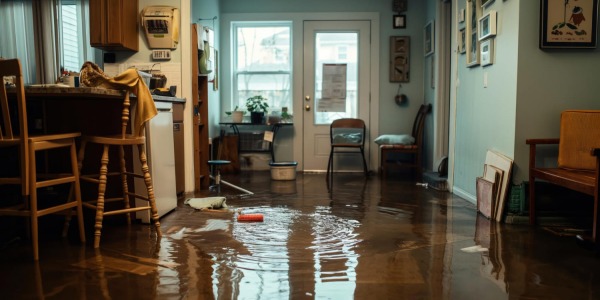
[314, 32, 358, 125]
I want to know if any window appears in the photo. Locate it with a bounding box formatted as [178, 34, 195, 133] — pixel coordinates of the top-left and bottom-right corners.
[0, 0, 92, 84]
[59, 0, 93, 74]
[233, 22, 292, 114]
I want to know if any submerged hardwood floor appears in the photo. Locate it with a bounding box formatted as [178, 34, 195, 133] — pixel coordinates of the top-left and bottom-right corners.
[1, 171, 599, 299]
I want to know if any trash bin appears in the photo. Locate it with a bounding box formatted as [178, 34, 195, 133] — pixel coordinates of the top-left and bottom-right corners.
[269, 161, 298, 180]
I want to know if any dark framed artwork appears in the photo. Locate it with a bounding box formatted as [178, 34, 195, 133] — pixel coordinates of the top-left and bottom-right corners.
[390, 36, 410, 82]
[459, 28, 467, 54]
[424, 20, 434, 56]
[540, 0, 598, 49]
[393, 15, 406, 29]
[466, 0, 482, 67]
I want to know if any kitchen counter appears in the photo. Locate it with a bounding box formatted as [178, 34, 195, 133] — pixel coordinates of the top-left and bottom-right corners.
[23, 85, 185, 103]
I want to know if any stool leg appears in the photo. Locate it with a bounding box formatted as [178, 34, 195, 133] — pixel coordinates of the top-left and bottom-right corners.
[119, 145, 131, 224]
[138, 144, 162, 237]
[215, 167, 221, 194]
[94, 144, 110, 248]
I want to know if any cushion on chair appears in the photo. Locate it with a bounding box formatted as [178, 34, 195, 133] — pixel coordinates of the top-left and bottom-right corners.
[558, 110, 600, 171]
[333, 132, 363, 144]
[374, 134, 415, 145]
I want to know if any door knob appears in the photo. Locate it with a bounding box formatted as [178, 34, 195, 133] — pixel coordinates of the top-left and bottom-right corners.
[305, 105, 311, 111]
[305, 95, 310, 101]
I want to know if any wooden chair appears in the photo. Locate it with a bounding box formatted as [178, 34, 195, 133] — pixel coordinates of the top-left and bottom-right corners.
[77, 63, 161, 248]
[0, 58, 85, 260]
[379, 103, 431, 180]
[527, 110, 600, 246]
[327, 118, 369, 184]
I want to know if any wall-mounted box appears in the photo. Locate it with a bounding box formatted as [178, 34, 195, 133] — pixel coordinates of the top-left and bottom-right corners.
[141, 6, 180, 50]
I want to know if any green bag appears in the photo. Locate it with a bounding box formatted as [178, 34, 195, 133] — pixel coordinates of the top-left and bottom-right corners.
[198, 41, 212, 74]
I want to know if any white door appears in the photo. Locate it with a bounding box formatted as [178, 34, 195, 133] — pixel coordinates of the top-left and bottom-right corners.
[303, 20, 371, 172]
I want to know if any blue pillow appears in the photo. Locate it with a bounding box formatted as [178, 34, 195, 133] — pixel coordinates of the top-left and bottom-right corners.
[374, 134, 415, 145]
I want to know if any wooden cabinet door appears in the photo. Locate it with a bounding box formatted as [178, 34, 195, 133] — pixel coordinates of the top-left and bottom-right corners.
[89, 0, 138, 52]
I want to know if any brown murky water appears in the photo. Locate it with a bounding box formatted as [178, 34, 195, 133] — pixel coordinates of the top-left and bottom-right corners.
[1, 172, 600, 299]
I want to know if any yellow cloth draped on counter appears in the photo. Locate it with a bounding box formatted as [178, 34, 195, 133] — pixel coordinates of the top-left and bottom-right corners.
[79, 61, 157, 136]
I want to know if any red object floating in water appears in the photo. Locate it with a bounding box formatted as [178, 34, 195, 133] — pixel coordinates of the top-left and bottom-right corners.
[237, 214, 264, 222]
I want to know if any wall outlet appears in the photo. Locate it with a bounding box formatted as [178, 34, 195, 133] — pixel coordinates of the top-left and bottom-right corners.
[152, 50, 171, 60]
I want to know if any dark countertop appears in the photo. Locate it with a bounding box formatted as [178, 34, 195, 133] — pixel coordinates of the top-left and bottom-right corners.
[22, 85, 185, 103]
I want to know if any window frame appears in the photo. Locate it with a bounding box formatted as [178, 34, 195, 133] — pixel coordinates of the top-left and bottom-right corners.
[231, 21, 293, 114]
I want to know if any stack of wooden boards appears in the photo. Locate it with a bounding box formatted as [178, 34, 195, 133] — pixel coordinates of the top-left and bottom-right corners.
[476, 150, 514, 222]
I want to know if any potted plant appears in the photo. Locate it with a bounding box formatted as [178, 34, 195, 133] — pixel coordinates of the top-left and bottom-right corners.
[246, 95, 269, 124]
[225, 105, 245, 123]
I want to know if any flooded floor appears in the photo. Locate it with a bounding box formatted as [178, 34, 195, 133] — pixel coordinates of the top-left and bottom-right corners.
[1, 172, 600, 299]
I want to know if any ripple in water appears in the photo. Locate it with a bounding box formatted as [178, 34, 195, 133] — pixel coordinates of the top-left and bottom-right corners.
[209, 206, 362, 299]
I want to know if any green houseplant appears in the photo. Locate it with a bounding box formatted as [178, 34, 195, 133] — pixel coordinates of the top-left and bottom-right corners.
[225, 105, 245, 123]
[246, 95, 269, 124]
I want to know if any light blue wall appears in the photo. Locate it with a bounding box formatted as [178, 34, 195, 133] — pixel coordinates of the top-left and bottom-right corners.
[513, 0, 600, 183]
[452, 0, 519, 200]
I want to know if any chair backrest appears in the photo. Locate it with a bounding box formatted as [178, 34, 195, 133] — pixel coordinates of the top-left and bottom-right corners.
[0, 58, 29, 195]
[412, 104, 432, 148]
[558, 110, 600, 171]
[330, 118, 366, 146]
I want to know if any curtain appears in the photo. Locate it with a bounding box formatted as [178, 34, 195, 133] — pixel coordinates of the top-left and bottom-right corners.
[0, 0, 92, 84]
[33, 0, 61, 84]
[0, 0, 37, 83]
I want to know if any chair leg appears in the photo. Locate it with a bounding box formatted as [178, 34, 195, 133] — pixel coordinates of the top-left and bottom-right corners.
[118, 145, 131, 224]
[29, 147, 40, 260]
[529, 176, 536, 226]
[94, 144, 110, 248]
[327, 148, 334, 184]
[360, 147, 368, 177]
[137, 144, 162, 237]
[70, 141, 86, 244]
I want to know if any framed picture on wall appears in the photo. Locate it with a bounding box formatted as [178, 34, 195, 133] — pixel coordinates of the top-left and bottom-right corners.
[539, 0, 598, 49]
[466, 0, 482, 67]
[459, 28, 467, 54]
[393, 15, 406, 29]
[390, 36, 410, 82]
[479, 11, 497, 40]
[480, 39, 493, 66]
[424, 20, 434, 56]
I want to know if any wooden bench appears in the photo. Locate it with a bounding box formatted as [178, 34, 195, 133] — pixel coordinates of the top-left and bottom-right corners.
[527, 110, 600, 246]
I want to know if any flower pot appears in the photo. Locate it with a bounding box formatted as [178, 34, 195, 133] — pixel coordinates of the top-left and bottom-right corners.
[250, 112, 264, 124]
[232, 111, 244, 123]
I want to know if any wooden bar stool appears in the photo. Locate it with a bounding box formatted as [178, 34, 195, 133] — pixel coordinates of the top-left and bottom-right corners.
[0, 58, 86, 260]
[77, 63, 161, 248]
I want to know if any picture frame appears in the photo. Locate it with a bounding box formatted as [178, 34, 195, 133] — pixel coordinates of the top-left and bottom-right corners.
[539, 0, 598, 49]
[393, 15, 406, 29]
[479, 11, 497, 41]
[424, 20, 434, 56]
[480, 39, 493, 66]
[466, 0, 482, 67]
[459, 28, 467, 54]
[482, 0, 495, 8]
[390, 36, 410, 82]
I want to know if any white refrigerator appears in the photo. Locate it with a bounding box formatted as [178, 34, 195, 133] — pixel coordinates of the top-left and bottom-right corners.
[135, 101, 178, 223]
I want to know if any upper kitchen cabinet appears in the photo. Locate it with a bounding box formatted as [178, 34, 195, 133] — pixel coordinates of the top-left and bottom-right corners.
[89, 0, 139, 52]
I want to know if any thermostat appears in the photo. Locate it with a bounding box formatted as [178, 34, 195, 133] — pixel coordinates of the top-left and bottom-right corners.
[152, 50, 171, 60]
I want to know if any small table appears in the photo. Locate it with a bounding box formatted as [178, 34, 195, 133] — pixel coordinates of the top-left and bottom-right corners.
[219, 122, 293, 162]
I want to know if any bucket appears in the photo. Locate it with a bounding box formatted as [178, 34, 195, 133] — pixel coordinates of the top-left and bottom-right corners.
[269, 161, 298, 180]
